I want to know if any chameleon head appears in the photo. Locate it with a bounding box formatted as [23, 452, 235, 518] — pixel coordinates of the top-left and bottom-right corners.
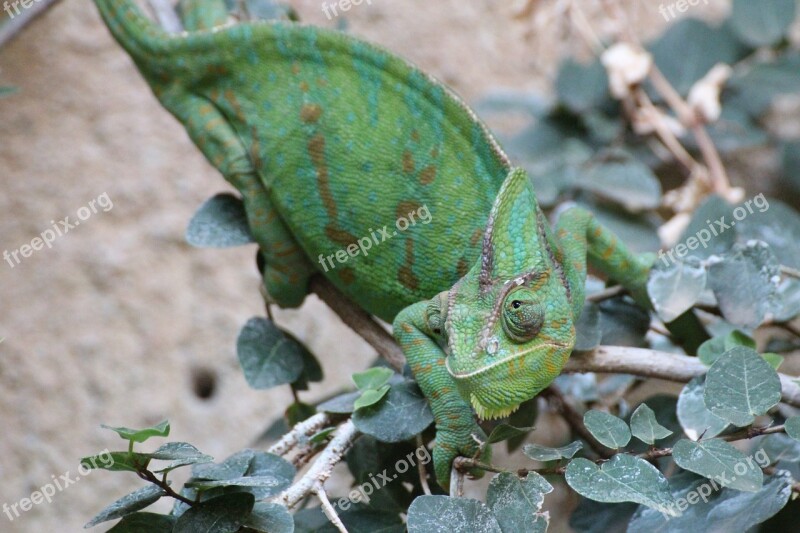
[429, 168, 577, 419]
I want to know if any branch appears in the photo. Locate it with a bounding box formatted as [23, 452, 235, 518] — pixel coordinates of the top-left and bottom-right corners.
[314, 481, 349, 533]
[273, 420, 359, 509]
[267, 412, 331, 457]
[310, 276, 406, 372]
[564, 347, 800, 408]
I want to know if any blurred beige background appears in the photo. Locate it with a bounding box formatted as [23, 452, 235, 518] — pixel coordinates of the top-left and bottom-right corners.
[0, 1, 725, 531]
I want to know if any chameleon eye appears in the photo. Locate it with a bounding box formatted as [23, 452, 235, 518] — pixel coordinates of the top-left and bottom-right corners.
[502, 288, 544, 343]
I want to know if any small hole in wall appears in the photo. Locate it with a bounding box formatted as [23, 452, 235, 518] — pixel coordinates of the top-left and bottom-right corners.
[191, 367, 217, 400]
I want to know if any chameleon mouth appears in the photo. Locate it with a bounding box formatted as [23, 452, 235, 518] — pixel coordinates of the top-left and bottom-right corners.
[447, 343, 572, 420]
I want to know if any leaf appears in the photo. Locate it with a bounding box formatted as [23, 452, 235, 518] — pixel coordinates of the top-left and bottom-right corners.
[101, 420, 170, 443]
[193, 449, 254, 480]
[352, 381, 434, 443]
[628, 471, 792, 532]
[523, 440, 583, 462]
[677, 376, 729, 441]
[294, 504, 404, 533]
[577, 199, 661, 253]
[647, 258, 707, 323]
[243, 502, 294, 533]
[353, 384, 391, 410]
[763, 432, 800, 462]
[707, 242, 781, 328]
[107, 512, 177, 532]
[80, 451, 149, 473]
[407, 495, 502, 533]
[236, 317, 305, 389]
[309, 427, 335, 445]
[174, 493, 255, 533]
[583, 410, 631, 449]
[698, 331, 755, 366]
[677, 195, 738, 260]
[649, 18, 744, 95]
[317, 391, 361, 414]
[555, 58, 610, 113]
[150, 442, 214, 473]
[185, 475, 288, 491]
[286, 401, 316, 427]
[597, 296, 651, 347]
[352, 367, 395, 390]
[186, 193, 255, 247]
[569, 498, 638, 533]
[486, 472, 553, 533]
[577, 151, 662, 212]
[703, 346, 782, 427]
[737, 199, 800, 269]
[574, 301, 601, 352]
[554, 374, 598, 402]
[565, 455, 674, 513]
[506, 397, 539, 453]
[630, 404, 673, 445]
[761, 353, 784, 370]
[672, 438, 763, 492]
[84, 485, 165, 527]
[729, 0, 796, 48]
[785, 416, 800, 441]
[486, 423, 535, 445]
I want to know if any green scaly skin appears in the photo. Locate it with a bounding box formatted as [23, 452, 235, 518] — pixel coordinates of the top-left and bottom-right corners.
[94, 1, 654, 491]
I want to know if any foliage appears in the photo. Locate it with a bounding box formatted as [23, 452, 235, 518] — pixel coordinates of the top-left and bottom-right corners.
[84, 1, 800, 531]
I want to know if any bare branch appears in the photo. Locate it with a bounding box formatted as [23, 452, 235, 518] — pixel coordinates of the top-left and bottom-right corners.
[541, 387, 614, 459]
[314, 481, 349, 533]
[273, 420, 359, 509]
[267, 412, 331, 457]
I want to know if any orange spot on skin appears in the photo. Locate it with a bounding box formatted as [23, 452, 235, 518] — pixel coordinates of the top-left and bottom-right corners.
[593, 226, 603, 238]
[317, 77, 328, 87]
[308, 134, 357, 246]
[299, 81, 310, 92]
[602, 243, 616, 260]
[470, 228, 483, 246]
[457, 257, 470, 278]
[339, 267, 356, 285]
[420, 165, 437, 185]
[402, 324, 413, 333]
[300, 103, 323, 124]
[291, 62, 301, 75]
[411, 130, 421, 142]
[431, 147, 440, 159]
[403, 151, 416, 174]
[557, 228, 568, 238]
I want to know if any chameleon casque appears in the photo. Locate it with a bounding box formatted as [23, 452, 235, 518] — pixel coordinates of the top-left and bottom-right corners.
[94, 0, 653, 489]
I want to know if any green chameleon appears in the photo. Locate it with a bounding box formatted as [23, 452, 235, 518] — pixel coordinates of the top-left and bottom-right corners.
[94, 0, 653, 489]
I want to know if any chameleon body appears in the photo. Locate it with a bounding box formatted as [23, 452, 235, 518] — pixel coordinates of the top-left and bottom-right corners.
[94, 0, 653, 489]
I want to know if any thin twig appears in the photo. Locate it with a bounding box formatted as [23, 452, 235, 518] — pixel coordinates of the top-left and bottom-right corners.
[416, 435, 432, 496]
[137, 469, 195, 507]
[314, 481, 349, 533]
[781, 266, 800, 280]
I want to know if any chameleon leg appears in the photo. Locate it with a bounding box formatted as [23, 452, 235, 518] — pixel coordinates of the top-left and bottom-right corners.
[167, 91, 315, 307]
[178, 0, 230, 30]
[393, 300, 490, 491]
[555, 206, 654, 311]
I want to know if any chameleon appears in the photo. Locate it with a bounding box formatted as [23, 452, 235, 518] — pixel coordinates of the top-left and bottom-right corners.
[94, 0, 653, 489]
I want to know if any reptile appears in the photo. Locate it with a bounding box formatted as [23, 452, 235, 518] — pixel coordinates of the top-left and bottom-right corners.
[94, 0, 654, 489]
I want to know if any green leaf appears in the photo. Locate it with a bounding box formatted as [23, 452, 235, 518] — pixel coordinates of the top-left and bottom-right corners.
[738, 199, 800, 269]
[630, 404, 673, 445]
[486, 423, 535, 444]
[0, 86, 18, 97]
[185, 475, 288, 491]
[673, 438, 763, 492]
[353, 384, 391, 410]
[352, 381, 434, 443]
[764, 432, 800, 462]
[555, 58, 610, 113]
[286, 401, 317, 427]
[244, 451, 297, 499]
[244, 502, 294, 533]
[649, 18, 744, 95]
[523, 441, 583, 462]
[80, 451, 149, 473]
[785, 416, 800, 441]
[707, 242, 781, 329]
[729, 0, 796, 47]
[677, 376, 729, 441]
[577, 151, 662, 212]
[677, 195, 737, 260]
[628, 471, 792, 532]
[317, 391, 361, 414]
[506, 397, 539, 453]
[309, 427, 335, 444]
[647, 258, 707, 323]
[174, 493, 255, 533]
[570, 498, 637, 533]
[565, 455, 674, 513]
[101, 420, 170, 443]
[352, 367, 395, 390]
[186, 193, 255, 247]
[698, 331, 755, 366]
[107, 512, 176, 532]
[583, 410, 631, 449]
[407, 495, 502, 533]
[762, 352, 784, 370]
[149, 442, 214, 473]
[193, 449, 254, 480]
[704, 346, 782, 427]
[294, 504, 404, 533]
[487, 472, 553, 533]
[84, 485, 165, 527]
[236, 318, 305, 389]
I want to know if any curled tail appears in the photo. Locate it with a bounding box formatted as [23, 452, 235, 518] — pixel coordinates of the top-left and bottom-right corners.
[93, 0, 174, 61]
